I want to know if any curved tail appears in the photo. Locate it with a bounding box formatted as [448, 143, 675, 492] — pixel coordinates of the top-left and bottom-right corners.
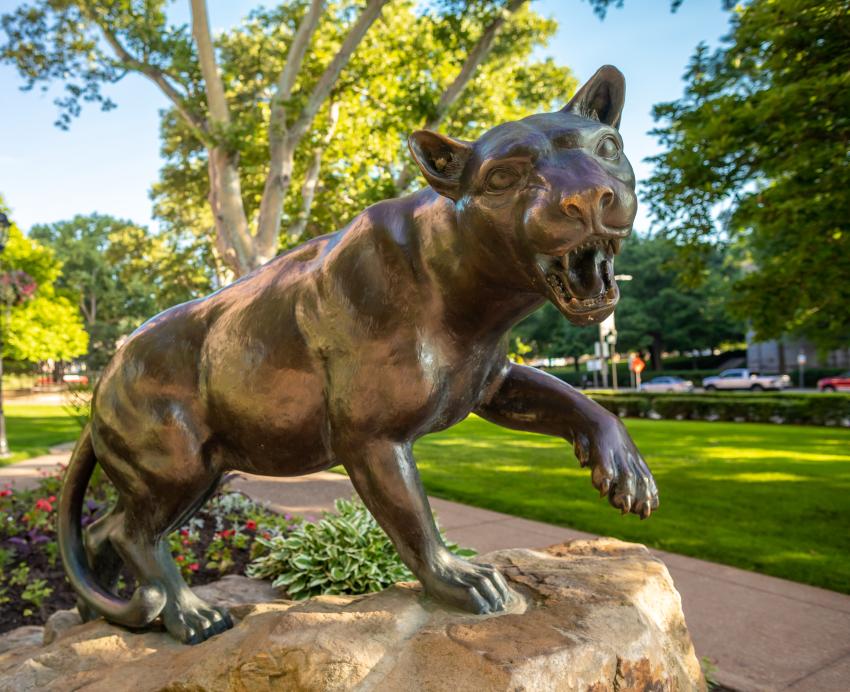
[57, 423, 167, 627]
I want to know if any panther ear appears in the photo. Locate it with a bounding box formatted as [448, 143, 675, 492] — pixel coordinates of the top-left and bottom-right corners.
[563, 65, 625, 129]
[408, 130, 473, 201]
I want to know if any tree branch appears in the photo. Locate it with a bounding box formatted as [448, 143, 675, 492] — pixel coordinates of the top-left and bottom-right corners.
[190, 0, 230, 127]
[288, 101, 340, 242]
[429, 0, 526, 129]
[394, 0, 527, 193]
[277, 0, 326, 105]
[255, 0, 390, 257]
[291, 0, 390, 139]
[80, 3, 208, 142]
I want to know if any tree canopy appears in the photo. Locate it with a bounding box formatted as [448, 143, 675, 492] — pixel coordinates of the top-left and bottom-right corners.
[513, 303, 597, 367]
[613, 234, 744, 368]
[0, 0, 585, 278]
[644, 0, 850, 349]
[30, 214, 211, 369]
[152, 1, 574, 253]
[0, 202, 88, 364]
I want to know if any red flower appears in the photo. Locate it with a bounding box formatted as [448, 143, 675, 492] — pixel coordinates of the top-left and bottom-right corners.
[35, 498, 53, 512]
[189, 562, 200, 572]
[0, 489, 12, 498]
[245, 520, 257, 531]
[262, 532, 271, 539]
[176, 555, 185, 563]
[182, 539, 190, 547]
[179, 529, 189, 537]
[48, 495, 56, 503]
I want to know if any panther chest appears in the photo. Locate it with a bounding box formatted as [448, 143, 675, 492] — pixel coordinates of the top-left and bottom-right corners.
[327, 331, 502, 438]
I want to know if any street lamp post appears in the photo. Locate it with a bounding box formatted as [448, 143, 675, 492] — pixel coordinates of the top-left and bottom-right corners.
[606, 330, 618, 390]
[0, 212, 10, 458]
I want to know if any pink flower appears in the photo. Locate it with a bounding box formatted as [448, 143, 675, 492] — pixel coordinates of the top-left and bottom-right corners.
[0, 489, 12, 498]
[35, 498, 53, 512]
[189, 562, 200, 572]
[48, 495, 56, 503]
[182, 539, 190, 546]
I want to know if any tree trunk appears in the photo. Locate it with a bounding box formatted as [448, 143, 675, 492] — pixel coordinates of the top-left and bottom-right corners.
[207, 148, 254, 276]
[650, 334, 664, 371]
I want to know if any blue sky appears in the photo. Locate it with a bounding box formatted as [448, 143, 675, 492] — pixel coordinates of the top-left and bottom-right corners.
[0, 0, 731, 233]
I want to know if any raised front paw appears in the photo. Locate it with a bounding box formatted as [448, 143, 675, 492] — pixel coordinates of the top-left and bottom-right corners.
[420, 550, 512, 614]
[573, 416, 659, 519]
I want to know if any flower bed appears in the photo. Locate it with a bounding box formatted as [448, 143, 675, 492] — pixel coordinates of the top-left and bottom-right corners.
[1, 467, 464, 636]
[0, 468, 300, 635]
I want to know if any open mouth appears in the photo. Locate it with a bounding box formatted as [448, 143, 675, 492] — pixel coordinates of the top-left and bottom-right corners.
[537, 236, 622, 323]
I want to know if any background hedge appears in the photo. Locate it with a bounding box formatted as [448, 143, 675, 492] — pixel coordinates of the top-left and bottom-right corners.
[585, 392, 850, 427]
[544, 365, 848, 389]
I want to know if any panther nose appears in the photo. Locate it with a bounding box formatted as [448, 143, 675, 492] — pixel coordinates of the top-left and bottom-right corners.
[560, 186, 615, 224]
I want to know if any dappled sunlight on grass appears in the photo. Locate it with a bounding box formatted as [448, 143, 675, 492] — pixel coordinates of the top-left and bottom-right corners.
[724, 472, 812, 483]
[697, 447, 848, 463]
[414, 415, 850, 594]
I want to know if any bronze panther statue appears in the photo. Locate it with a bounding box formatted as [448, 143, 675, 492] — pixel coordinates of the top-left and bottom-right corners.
[58, 65, 658, 644]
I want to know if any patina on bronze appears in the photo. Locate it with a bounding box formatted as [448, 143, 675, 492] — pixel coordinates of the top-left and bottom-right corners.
[58, 65, 658, 644]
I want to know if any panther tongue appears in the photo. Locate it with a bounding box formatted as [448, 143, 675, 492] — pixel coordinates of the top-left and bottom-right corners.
[566, 244, 606, 299]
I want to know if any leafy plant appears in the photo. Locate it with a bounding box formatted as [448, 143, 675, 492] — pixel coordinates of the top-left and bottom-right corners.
[8, 563, 30, 587]
[21, 579, 53, 611]
[247, 497, 474, 600]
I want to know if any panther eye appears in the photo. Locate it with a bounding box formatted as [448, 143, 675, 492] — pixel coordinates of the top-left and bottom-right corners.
[485, 168, 520, 192]
[595, 135, 620, 161]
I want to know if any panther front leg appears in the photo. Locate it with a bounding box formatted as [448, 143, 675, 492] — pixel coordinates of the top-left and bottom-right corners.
[337, 437, 511, 613]
[476, 362, 659, 518]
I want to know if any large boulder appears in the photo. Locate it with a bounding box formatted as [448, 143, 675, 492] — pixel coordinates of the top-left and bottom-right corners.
[0, 539, 705, 691]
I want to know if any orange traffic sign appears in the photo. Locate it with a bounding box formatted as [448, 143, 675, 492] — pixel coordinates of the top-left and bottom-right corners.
[631, 356, 646, 374]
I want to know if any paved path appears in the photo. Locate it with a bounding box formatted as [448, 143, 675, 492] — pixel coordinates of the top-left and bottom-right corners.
[4, 456, 850, 691]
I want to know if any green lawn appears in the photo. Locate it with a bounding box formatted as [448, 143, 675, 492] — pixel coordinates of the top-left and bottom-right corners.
[0, 404, 82, 465]
[6, 404, 849, 594]
[413, 416, 850, 594]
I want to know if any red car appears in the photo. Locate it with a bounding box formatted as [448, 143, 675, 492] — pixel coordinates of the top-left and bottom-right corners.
[818, 371, 850, 392]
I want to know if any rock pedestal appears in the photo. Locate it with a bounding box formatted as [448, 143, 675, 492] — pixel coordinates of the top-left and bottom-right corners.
[0, 538, 705, 691]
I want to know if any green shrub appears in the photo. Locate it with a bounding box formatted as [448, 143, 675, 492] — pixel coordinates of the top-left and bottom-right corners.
[586, 392, 850, 426]
[588, 394, 651, 418]
[246, 497, 473, 600]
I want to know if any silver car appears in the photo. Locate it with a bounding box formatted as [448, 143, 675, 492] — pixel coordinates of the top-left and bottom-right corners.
[639, 376, 694, 393]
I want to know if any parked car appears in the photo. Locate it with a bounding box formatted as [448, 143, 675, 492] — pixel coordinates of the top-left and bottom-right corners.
[702, 368, 790, 391]
[62, 374, 89, 386]
[639, 376, 694, 393]
[817, 371, 850, 392]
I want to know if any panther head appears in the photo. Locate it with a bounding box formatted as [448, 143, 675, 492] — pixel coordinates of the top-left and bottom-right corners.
[409, 65, 636, 326]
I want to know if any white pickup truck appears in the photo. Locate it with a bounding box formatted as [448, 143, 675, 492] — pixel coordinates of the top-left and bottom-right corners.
[703, 368, 790, 391]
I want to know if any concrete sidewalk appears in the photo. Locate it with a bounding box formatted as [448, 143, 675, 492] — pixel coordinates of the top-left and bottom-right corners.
[4, 457, 850, 691]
